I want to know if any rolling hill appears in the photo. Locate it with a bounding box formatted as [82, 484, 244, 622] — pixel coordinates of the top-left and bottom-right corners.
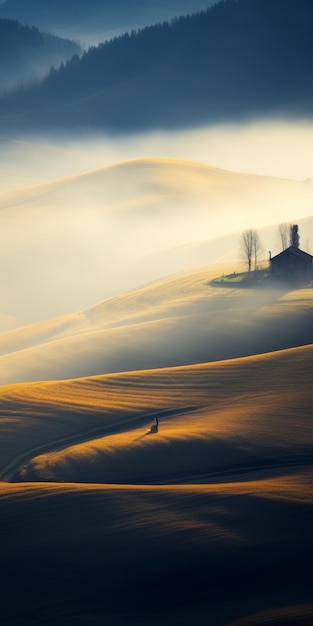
[0, 259, 313, 385]
[0, 342, 312, 625]
[2, 343, 311, 484]
[0, 218, 312, 625]
[1, 156, 312, 328]
[1, 2, 312, 624]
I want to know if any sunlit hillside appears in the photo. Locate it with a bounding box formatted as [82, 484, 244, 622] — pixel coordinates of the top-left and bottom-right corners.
[0, 156, 312, 328]
[0, 261, 313, 385]
[0, 343, 312, 625]
[1, 192, 312, 625]
[0, 343, 310, 484]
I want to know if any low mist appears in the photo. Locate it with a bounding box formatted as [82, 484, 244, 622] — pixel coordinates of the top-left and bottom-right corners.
[0, 266, 312, 386]
[0, 119, 313, 328]
[2, 119, 313, 186]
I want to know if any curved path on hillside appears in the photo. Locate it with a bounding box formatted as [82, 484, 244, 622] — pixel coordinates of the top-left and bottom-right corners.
[0, 406, 196, 482]
[1, 414, 312, 485]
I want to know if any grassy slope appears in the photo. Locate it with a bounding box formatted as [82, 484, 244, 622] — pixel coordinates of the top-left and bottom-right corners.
[0, 256, 312, 624]
[1, 341, 313, 625]
[0, 262, 313, 384]
[1, 474, 313, 626]
[0, 352, 312, 624]
[0, 344, 309, 482]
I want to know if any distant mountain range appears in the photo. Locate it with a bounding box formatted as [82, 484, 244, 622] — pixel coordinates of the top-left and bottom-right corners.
[0, 18, 80, 91]
[0, 0, 312, 134]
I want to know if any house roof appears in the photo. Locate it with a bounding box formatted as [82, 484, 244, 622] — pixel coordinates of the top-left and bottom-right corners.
[271, 245, 313, 263]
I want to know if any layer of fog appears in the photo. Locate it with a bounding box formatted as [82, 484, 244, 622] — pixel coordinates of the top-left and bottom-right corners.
[0, 119, 313, 329]
[0, 271, 313, 385]
[1, 119, 313, 187]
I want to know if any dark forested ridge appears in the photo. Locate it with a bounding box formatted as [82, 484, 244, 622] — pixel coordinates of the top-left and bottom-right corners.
[0, 18, 81, 91]
[0, 0, 312, 134]
[0, 0, 214, 34]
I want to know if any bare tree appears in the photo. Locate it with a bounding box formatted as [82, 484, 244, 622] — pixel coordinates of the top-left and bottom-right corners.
[252, 230, 263, 270]
[241, 229, 253, 272]
[278, 222, 290, 250]
[241, 229, 263, 272]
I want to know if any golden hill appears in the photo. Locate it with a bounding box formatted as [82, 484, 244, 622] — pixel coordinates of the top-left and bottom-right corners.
[0, 263, 312, 385]
[1, 156, 313, 327]
[0, 343, 312, 625]
[0, 155, 312, 624]
[0, 343, 312, 483]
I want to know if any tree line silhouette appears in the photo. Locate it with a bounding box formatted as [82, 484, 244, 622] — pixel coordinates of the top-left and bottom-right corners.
[0, 0, 211, 31]
[0, 18, 80, 91]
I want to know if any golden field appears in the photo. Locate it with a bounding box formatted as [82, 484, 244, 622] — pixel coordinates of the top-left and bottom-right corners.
[0, 155, 313, 625]
[0, 265, 313, 385]
[0, 276, 313, 624]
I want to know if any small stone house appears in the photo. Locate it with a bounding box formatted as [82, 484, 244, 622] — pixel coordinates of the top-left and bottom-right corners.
[270, 245, 313, 280]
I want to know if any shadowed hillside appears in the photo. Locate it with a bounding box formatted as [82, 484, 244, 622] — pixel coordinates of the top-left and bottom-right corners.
[0, 0, 312, 133]
[0, 18, 80, 91]
[1, 477, 312, 626]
